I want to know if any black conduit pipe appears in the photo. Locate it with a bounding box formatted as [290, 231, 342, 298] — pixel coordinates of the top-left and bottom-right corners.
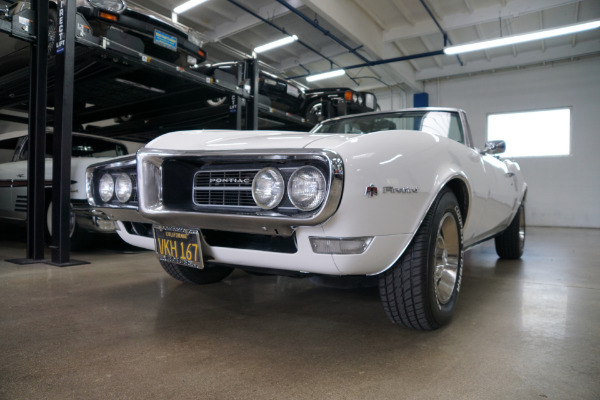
[275, 0, 372, 64]
[419, 0, 463, 66]
[226, 0, 359, 85]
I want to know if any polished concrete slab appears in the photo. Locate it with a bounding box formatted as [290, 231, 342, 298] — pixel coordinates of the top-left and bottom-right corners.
[1, 227, 599, 399]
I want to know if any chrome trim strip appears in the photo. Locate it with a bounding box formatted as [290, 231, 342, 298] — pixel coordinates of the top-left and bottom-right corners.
[86, 155, 137, 208]
[137, 148, 344, 236]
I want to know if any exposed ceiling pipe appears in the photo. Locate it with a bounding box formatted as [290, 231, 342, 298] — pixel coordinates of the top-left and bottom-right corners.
[274, 0, 372, 64]
[419, 0, 463, 66]
[226, 0, 359, 84]
[288, 49, 444, 79]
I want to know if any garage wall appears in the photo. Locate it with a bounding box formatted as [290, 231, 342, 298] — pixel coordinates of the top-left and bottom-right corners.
[414, 57, 600, 228]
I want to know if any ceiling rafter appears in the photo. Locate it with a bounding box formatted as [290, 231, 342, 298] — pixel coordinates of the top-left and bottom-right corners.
[206, 0, 304, 42]
[390, 0, 416, 27]
[383, 0, 583, 42]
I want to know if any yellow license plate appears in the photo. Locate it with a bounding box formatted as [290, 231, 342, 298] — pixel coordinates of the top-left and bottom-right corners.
[153, 226, 203, 269]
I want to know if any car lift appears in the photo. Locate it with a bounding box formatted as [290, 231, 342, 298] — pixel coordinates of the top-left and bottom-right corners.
[1, 0, 312, 266]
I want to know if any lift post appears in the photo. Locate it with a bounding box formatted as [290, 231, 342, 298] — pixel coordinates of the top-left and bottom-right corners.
[245, 58, 259, 130]
[49, 0, 87, 266]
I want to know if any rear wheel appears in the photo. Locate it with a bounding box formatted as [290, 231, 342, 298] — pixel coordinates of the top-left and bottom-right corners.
[159, 260, 234, 284]
[495, 203, 525, 259]
[379, 189, 464, 330]
[206, 97, 227, 107]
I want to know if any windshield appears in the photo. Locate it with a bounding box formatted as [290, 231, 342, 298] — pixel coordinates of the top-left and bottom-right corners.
[19, 135, 129, 160]
[311, 110, 465, 144]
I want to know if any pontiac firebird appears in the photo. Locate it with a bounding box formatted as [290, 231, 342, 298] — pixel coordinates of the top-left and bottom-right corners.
[86, 108, 527, 330]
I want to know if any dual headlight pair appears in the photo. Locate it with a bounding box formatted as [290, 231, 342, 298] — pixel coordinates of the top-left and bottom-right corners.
[99, 173, 133, 203]
[253, 166, 326, 212]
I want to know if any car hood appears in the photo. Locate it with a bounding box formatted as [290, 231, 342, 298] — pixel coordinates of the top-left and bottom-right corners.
[145, 130, 342, 151]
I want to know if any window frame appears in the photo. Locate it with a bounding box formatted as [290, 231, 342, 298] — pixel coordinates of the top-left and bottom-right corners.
[486, 107, 572, 158]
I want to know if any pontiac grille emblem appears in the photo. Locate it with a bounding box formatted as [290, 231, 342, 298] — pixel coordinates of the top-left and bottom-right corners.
[365, 185, 378, 197]
[209, 178, 251, 185]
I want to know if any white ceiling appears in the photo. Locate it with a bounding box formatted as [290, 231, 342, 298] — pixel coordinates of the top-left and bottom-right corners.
[111, 0, 600, 92]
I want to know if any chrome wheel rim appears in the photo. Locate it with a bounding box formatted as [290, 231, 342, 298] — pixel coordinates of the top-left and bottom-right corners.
[433, 213, 460, 305]
[308, 102, 323, 121]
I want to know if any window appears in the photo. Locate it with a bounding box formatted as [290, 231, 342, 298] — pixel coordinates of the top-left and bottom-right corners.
[0, 137, 21, 163]
[487, 108, 571, 157]
[312, 111, 465, 144]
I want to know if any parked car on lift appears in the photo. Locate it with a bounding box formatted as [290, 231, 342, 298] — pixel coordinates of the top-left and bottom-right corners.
[193, 62, 306, 112]
[0, 130, 143, 247]
[303, 87, 378, 124]
[0, 0, 206, 67]
[194, 62, 378, 124]
[86, 107, 527, 330]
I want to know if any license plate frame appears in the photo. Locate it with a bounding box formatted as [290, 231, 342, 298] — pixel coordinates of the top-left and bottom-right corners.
[154, 29, 178, 52]
[153, 225, 203, 269]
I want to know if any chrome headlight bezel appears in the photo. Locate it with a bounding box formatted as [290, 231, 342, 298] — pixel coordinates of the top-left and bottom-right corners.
[99, 173, 115, 202]
[115, 173, 133, 203]
[287, 166, 326, 212]
[252, 167, 285, 210]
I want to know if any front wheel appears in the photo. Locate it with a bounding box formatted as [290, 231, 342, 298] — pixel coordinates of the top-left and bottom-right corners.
[159, 260, 234, 284]
[379, 189, 464, 330]
[45, 200, 87, 248]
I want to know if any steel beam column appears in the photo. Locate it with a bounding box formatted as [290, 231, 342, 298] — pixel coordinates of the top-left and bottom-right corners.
[26, 0, 49, 261]
[49, 0, 86, 266]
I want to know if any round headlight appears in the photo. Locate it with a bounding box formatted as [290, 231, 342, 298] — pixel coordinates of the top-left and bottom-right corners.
[252, 167, 285, 210]
[99, 173, 114, 203]
[288, 166, 326, 212]
[353, 93, 358, 103]
[115, 173, 133, 203]
[89, 0, 125, 12]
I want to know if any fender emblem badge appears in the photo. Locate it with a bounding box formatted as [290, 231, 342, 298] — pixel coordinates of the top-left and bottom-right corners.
[365, 185, 378, 197]
[383, 186, 418, 194]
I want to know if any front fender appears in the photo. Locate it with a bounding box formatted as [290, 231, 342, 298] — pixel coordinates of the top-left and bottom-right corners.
[309, 130, 470, 238]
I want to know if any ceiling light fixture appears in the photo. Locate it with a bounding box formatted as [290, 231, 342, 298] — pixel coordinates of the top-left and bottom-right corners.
[173, 0, 210, 15]
[444, 19, 600, 55]
[254, 35, 299, 53]
[306, 69, 346, 82]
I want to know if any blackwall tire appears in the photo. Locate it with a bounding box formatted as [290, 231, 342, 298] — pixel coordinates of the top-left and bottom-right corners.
[305, 100, 323, 124]
[45, 201, 86, 249]
[206, 97, 227, 107]
[495, 203, 525, 260]
[159, 260, 234, 284]
[378, 189, 464, 330]
[48, 9, 58, 55]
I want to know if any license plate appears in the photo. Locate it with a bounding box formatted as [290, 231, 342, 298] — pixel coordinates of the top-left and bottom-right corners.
[154, 30, 177, 51]
[153, 226, 203, 269]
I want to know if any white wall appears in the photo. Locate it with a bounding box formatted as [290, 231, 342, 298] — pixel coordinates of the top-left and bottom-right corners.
[424, 57, 600, 228]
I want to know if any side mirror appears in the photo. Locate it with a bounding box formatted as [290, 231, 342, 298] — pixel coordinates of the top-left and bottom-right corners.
[481, 140, 506, 155]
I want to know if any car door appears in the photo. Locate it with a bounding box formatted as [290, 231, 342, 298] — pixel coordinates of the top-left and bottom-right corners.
[0, 135, 26, 220]
[480, 154, 518, 228]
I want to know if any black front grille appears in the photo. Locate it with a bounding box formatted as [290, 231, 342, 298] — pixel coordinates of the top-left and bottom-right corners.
[193, 170, 258, 208]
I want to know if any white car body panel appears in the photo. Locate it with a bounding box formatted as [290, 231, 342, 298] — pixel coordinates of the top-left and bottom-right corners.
[0, 130, 142, 230]
[90, 108, 527, 276]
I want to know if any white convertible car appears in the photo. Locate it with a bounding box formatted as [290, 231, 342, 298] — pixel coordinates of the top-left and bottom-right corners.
[0, 130, 142, 247]
[86, 108, 527, 330]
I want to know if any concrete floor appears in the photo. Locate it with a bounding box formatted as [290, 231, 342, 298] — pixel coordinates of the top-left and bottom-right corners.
[0, 227, 599, 400]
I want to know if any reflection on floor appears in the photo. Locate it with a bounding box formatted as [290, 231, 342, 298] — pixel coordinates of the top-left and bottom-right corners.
[1, 227, 599, 399]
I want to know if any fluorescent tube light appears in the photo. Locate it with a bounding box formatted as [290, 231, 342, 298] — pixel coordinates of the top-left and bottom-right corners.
[173, 0, 210, 14]
[254, 35, 298, 53]
[444, 19, 600, 55]
[306, 69, 346, 82]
